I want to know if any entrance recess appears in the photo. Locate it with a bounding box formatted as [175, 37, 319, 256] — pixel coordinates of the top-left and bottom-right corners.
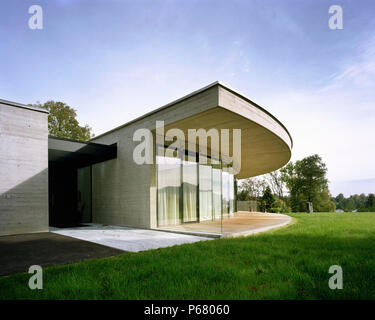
[48, 136, 117, 227]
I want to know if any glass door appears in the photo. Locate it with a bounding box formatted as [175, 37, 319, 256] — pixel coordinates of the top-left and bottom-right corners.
[182, 152, 198, 223]
[157, 148, 181, 226]
[199, 155, 213, 221]
[212, 167, 222, 220]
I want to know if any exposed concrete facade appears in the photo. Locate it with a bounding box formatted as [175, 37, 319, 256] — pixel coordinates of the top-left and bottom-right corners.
[0, 100, 49, 236]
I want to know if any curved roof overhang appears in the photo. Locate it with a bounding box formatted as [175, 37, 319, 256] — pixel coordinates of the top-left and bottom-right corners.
[160, 83, 292, 179]
[162, 106, 291, 179]
[218, 84, 292, 178]
[91, 81, 292, 179]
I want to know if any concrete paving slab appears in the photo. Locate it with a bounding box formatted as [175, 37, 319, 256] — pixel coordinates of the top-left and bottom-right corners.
[51, 224, 212, 252]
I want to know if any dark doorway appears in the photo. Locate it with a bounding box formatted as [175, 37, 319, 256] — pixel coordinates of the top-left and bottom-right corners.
[49, 163, 93, 227]
[77, 166, 92, 223]
[49, 163, 81, 227]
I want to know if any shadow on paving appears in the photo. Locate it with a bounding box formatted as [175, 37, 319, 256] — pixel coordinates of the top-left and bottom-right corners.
[0, 232, 123, 276]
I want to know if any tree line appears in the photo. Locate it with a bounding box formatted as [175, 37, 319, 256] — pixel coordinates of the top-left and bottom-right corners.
[237, 154, 336, 213]
[333, 193, 375, 212]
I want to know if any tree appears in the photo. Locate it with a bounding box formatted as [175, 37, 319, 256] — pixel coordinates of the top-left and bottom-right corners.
[366, 193, 375, 208]
[358, 193, 367, 208]
[280, 161, 305, 212]
[335, 193, 345, 210]
[272, 197, 290, 213]
[237, 189, 249, 201]
[239, 177, 267, 200]
[342, 197, 355, 212]
[280, 154, 335, 212]
[334, 193, 375, 212]
[258, 186, 275, 212]
[315, 188, 336, 212]
[31, 101, 94, 141]
[265, 170, 285, 199]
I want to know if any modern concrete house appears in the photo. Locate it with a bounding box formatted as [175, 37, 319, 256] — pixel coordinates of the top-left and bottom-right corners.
[0, 82, 292, 236]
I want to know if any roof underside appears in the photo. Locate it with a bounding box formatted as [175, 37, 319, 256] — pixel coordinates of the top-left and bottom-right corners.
[48, 137, 117, 168]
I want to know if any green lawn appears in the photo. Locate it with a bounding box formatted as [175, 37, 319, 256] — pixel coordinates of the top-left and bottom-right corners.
[1, 212, 375, 300]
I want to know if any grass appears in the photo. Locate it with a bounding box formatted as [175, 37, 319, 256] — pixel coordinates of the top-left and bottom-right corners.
[1, 212, 375, 300]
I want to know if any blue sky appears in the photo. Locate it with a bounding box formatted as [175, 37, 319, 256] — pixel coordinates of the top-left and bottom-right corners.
[1, 0, 374, 196]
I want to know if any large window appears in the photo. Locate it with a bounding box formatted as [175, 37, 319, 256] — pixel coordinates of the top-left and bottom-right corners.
[229, 172, 234, 214]
[212, 167, 222, 220]
[157, 146, 236, 227]
[199, 156, 212, 221]
[222, 169, 229, 215]
[182, 153, 198, 223]
[157, 154, 181, 226]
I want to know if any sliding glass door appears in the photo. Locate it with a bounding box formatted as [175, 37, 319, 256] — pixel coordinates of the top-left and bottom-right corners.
[157, 154, 181, 226]
[229, 172, 234, 215]
[182, 153, 198, 223]
[157, 144, 237, 228]
[199, 155, 212, 221]
[212, 167, 222, 220]
[222, 169, 229, 215]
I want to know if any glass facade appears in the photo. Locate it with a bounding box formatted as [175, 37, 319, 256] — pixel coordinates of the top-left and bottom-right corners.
[229, 169, 235, 214]
[156, 145, 236, 231]
[222, 170, 229, 215]
[157, 154, 181, 226]
[182, 154, 198, 223]
[221, 167, 235, 216]
[212, 168, 222, 220]
[199, 159, 212, 221]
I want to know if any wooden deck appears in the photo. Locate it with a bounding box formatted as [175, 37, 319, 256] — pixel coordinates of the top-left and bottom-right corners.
[156, 211, 292, 238]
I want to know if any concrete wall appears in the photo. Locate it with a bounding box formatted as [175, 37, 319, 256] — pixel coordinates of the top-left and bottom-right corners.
[0, 101, 49, 236]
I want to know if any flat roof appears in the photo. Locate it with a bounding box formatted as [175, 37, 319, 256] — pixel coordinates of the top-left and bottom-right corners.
[0, 98, 48, 114]
[91, 81, 293, 148]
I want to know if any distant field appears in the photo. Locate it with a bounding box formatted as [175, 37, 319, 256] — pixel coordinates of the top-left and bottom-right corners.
[1, 212, 375, 300]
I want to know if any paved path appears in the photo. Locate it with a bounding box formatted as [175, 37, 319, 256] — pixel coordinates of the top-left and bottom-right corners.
[51, 224, 212, 252]
[0, 232, 122, 276]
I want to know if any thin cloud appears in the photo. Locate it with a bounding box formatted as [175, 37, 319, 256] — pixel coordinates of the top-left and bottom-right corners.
[324, 36, 375, 90]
